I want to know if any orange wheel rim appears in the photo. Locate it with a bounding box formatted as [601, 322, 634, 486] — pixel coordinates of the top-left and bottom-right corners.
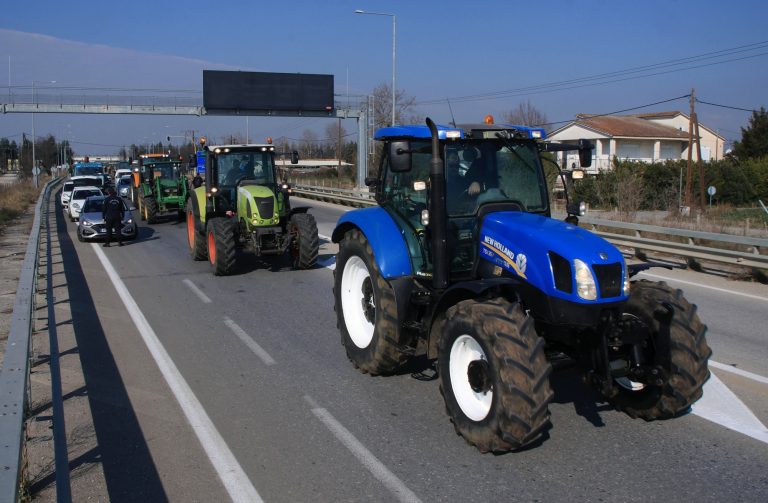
[207, 231, 216, 265]
[187, 211, 195, 248]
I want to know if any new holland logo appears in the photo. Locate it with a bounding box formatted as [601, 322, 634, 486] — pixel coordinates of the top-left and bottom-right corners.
[515, 253, 528, 274]
[481, 235, 528, 279]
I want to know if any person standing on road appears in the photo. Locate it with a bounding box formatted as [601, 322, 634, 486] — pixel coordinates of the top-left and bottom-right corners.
[102, 188, 124, 247]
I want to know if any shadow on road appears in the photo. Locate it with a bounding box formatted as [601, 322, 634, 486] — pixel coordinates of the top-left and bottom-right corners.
[51, 204, 168, 501]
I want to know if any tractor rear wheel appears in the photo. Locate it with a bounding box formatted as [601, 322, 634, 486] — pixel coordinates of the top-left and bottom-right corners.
[334, 229, 412, 375]
[206, 217, 236, 276]
[438, 298, 553, 453]
[143, 197, 158, 224]
[289, 213, 319, 269]
[608, 280, 710, 419]
[186, 201, 207, 261]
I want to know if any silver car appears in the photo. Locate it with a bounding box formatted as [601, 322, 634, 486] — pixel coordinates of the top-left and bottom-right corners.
[76, 196, 138, 242]
[116, 175, 132, 197]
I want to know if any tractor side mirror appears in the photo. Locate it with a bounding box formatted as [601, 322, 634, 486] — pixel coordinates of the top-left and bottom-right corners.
[364, 176, 379, 187]
[291, 151, 299, 164]
[567, 201, 587, 216]
[578, 139, 593, 168]
[388, 141, 411, 172]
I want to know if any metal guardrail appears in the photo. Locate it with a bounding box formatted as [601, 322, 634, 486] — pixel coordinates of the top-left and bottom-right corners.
[293, 184, 768, 270]
[0, 177, 63, 502]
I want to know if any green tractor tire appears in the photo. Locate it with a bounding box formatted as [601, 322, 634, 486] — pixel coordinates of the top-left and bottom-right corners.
[289, 213, 319, 269]
[206, 217, 236, 276]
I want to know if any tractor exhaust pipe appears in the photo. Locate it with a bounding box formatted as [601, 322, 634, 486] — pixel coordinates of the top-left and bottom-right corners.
[426, 117, 448, 290]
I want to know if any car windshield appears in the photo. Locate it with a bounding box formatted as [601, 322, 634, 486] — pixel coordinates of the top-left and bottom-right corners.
[117, 177, 131, 186]
[82, 198, 104, 213]
[73, 189, 102, 199]
[73, 177, 101, 187]
[217, 151, 275, 187]
[63, 182, 74, 191]
[444, 140, 548, 215]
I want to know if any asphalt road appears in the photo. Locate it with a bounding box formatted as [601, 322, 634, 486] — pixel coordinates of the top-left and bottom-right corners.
[61, 196, 768, 502]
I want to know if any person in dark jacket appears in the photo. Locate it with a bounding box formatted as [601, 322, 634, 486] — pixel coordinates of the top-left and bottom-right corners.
[102, 188, 125, 247]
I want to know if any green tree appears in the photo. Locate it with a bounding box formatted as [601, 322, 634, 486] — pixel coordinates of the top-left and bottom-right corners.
[732, 107, 768, 159]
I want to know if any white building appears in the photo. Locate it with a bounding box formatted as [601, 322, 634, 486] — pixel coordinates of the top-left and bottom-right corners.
[548, 112, 725, 172]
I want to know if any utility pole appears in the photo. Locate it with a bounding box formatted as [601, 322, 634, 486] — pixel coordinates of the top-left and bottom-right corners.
[684, 89, 695, 211]
[694, 117, 706, 211]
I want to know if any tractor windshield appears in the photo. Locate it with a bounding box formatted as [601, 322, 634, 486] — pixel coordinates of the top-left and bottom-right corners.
[148, 162, 181, 179]
[445, 140, 548, 215]
[218, 151, 276, 187]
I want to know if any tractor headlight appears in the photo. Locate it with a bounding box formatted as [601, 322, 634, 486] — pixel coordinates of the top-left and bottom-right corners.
[573, 259, 597, 300]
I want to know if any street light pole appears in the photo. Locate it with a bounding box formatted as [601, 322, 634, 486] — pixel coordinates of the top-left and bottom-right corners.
[354, 9, 397, 126]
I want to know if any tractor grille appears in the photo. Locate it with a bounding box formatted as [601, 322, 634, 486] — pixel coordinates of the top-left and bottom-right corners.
[254, 197, 274, 219]
[592, 263, 622, 298]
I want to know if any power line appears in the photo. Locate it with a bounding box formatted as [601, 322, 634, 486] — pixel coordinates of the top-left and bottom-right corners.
[417, 40, 768, 106]
[695, 99, 761, 113]
[537, 94, 691, 128]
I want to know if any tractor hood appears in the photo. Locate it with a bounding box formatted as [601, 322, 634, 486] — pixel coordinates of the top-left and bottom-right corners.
[479, 212, 628, 304]
[237, 185, 281, 225]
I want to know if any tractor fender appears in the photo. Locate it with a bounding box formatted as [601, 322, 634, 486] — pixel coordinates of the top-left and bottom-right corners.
[288, 206, 310, 217]
[188, 186, 208, 232]
[333, 207, 412, 279]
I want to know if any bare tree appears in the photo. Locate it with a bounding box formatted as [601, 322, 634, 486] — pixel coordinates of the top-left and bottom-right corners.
[503, 100, 549, 129]
[371, 83, 417, 130]
[300, 129, 318, 158]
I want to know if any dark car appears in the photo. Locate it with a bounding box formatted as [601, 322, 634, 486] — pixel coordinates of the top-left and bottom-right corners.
[76, 195, 138, 242]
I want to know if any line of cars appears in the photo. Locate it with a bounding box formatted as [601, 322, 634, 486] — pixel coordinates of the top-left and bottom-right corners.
[60, 173, 138, 242]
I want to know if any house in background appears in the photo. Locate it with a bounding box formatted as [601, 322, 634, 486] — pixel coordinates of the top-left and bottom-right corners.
[548, 111, 726, 172]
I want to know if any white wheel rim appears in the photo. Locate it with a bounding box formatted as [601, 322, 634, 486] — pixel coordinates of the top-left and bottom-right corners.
[341, 256, 375, 348]
[449, 334, 493, 421]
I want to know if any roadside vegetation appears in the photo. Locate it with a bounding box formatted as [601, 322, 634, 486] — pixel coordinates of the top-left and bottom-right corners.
[0, 178, 46, 228]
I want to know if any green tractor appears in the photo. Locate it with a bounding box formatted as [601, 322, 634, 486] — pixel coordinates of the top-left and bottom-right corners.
[130, 154, 188, 224]
[185, 143, 319, 275]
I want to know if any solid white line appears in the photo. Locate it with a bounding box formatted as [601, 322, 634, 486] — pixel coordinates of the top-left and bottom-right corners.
[223, 317, 276, 366]
[710, 360, 768, 385]
[182, 278, 212, 304]
[639, 272, 768, 302]
[93, 244, 263, 503]
[691, 372, 768, 445]
[303, 395, 422, 503]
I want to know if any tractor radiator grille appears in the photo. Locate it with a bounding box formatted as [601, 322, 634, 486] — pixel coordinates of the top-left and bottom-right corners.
[592, 263, 622, 298]
[254, 197, 274, 219]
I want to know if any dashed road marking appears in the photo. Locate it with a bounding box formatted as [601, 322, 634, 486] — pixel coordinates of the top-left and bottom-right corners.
[223, 316, 276, 366]
[304, 395, 422, 503]
[183, 278, 212, 304]
[94, 244, 263, 503]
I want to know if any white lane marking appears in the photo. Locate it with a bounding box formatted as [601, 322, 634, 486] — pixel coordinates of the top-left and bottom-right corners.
[639, 272, 768, 302]
[317, 234, 337, 270]
[93, 244, 263, 503]
[303, 395, 422, 503]
[710, 360, 768, 385]
[183, 278, 212, 304]
[223, 317, 276, 366]
[691, 372, 768, 445]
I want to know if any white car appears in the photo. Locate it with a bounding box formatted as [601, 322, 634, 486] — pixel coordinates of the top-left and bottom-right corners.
[68, 186, 103, 221]
[60, 181, 75, 208]
[114, 168, 133, 181]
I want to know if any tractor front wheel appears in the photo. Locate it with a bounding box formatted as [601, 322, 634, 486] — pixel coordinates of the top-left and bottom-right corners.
[143, 197, 158, 224]
[206, 217, 236, 276]
[289, 213, 319, 269]
[186, 201, 207, 261]
[334, 229, 412, 375]
[608, 280, 711, 419]
[438, 298, 553, 453]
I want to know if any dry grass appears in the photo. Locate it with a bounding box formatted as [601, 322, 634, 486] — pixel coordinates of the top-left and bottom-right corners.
[0, 177, 47, 227]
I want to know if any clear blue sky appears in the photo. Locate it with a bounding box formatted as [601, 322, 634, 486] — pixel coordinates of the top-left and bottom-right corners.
[1, 0, 767, 154]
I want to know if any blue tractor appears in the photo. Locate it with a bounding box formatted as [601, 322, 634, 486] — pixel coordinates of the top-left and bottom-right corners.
[332, 118, 711, 453]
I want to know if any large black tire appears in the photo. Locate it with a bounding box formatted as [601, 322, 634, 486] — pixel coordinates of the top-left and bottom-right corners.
[438, 298, 553, 453]
[609, 280, 711, 419]
[143, 197, 158, 224]
[334, 229, 412, 375]
[186, 201, 207, 261]
[289, 213, 319, 269]
[206, 217, 236, 276]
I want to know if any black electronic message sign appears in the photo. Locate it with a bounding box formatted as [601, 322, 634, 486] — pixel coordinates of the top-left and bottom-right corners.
[203, 71, 334, 113]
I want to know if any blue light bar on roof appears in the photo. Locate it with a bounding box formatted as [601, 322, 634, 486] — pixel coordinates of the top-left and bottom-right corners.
[374, 125, 464, 140]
